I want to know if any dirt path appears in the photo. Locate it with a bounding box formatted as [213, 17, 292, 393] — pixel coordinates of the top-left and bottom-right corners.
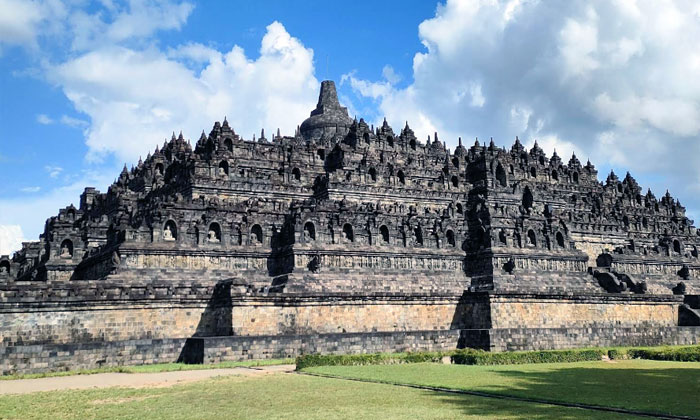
[0, 364, 296, 395]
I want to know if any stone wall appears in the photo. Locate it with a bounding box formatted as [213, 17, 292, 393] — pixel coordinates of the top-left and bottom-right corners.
[0, 338, 188, 376]
[489, 293, 681, 329]
[0, 287, 485, 347]
[181, 330, 467, 364]
[0, 330, 471, 375]
[488, 326, 700, 351]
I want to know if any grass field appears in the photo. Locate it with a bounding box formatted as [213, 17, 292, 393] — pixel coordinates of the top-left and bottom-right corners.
[303, 359, 700, 418]
[0, 371, 649, 420]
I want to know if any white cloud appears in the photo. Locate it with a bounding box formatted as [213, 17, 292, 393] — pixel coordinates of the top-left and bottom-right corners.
[20, 186, 41, 193]
[0, 0, 44, 49]
[36, 113, 53, 124]
[0, 225, 26, 256]
[346, 0, 700, 215]
[68, 0, 194, 51]
[44, 165, 63, 178]
[382, 65, 401, 85]
[60, 115, 89, 128]
[48, 21, 318, 163]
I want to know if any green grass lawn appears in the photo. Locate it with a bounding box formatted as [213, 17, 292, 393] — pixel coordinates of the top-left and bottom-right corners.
[304, 359, 700, 418]
[0, 372, 647, 420]
[0, 358, 294, 381]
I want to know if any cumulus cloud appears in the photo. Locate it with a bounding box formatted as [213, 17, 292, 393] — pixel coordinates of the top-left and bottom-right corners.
[48, 20, 318, 163]
[0, 0, 44, 49]
[0, 225, 26, 256]
[346, 0, 700, 217]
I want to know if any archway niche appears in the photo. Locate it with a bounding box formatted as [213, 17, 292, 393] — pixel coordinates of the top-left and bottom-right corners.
[387, 136, 394, 147]
[498, 230, 507, 245]
[163, 220, 177, 241]
[0, 261, 10, 275]
[414, 227, 423, 245]
[369, 168, 377, 182]
[218, 161, 229, 177]
[292, 167, 301, 181]
[527, 230, 537, 247]
[496, 164, 507, 187]
[673, 239, 681, 254]
[409, 139, 416, 150]
[451, 176, 459, 188]
[551, 170, 558, 181]
[452, 157, 459, 168]
[572, 172, 579, 183]
[456, 203, 463, 215]
[208, 223, 222, 243]
[251, 224, 263, 244]
[397, 170, 406, 185]
[317, 149, 326, 160]
[363, 132, 370, 144]
[446, 230, 456, 247]
[60, 239, 73, 258]
[155, 163, 164, 176]
[224, 138, 233, 152]
[530, 167, 537, 178]
[342, 224, 354, 242]
[556, 231, 565, 248]
[522, 187, 534, 212]
[380, 225, 390, 244]
[304, 222, 316, 241]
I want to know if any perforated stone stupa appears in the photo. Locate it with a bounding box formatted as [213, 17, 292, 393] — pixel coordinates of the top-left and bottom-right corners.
[1, 81, 698, 374]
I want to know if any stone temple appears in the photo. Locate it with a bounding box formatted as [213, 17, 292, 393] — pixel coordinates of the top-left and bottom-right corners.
[1, 81, 699, 374]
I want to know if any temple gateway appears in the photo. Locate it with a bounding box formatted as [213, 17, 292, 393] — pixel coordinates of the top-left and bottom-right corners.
[1, 81, 699, 374]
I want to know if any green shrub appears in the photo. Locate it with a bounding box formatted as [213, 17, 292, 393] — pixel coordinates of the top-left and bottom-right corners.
[607, 348, 629, 360]
[296, 351, 447, 370]
[296, 345, 700, 370]
[628, 346, 700, 362]
[451, 348, 605, 365]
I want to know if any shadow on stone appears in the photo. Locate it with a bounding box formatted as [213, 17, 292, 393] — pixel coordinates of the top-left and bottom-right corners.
[177, 279, 234, 364]
[449, 291, 491, 350]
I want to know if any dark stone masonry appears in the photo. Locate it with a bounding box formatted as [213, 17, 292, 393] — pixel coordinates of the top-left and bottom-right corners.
[1, 81, 699, 374]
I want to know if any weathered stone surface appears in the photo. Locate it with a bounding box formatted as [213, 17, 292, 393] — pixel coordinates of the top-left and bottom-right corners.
[1, 81, 699, 374]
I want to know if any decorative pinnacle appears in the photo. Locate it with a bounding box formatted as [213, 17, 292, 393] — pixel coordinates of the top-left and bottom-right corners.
[310, 80, 343, 116]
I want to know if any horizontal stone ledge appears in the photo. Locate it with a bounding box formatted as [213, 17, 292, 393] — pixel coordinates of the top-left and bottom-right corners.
[483, 291, 685, 303]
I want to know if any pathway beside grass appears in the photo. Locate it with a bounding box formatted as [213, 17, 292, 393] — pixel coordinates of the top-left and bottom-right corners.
[0, 364, 295, 395]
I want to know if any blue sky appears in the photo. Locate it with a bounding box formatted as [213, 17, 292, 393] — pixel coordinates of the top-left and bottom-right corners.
[2, 0, 700, 254]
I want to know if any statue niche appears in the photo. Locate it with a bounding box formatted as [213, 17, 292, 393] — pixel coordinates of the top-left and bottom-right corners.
[163, 220, 177, 241]
[208, 223, 222, 243]
[59, 239, 73, 259]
